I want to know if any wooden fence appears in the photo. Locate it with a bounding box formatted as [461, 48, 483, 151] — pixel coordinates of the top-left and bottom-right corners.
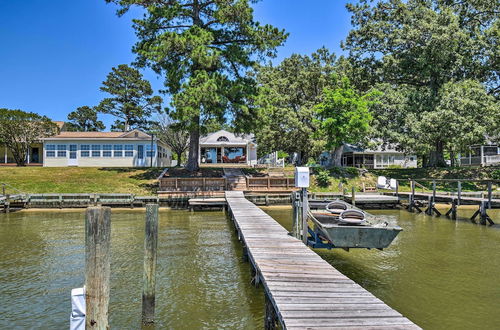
[158, 177, 296, 192]
[159, 178, 227, 192]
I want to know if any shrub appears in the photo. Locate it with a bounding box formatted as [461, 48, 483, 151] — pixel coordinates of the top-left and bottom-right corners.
[387, 164, 403, 169]
[315, 169, 331, 188]
[492, 169, 500, 180]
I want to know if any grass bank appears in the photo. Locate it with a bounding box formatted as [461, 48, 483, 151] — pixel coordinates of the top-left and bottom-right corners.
[0, 167, 164, 195]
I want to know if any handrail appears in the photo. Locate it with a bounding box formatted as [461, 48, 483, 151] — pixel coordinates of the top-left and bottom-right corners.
[0, 182, 25, 196]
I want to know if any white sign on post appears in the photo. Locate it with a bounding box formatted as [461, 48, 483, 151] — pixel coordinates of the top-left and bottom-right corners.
[295, 167, 310, 188]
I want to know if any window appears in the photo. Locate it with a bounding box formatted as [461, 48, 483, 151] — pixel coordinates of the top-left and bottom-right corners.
[69, 145, 77, 152]
[217, 136, 229, 142]
[80, 145, 90, 157]
[57, 144, 66, 157]
[46, 145, 55, 157]
[91, 145, 101, 157]
[46, 145, 56, 158]
[102, 145, 112, 157]
[124, 145, 133, 157]
[146, 144, 156, 157]
[113, 144, 123, 157]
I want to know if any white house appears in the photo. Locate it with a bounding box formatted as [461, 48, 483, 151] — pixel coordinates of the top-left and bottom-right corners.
[320, 143, 417, 169]
[199, 130, 257, 165]
[460, 143, 500, 167]
[42, 130, 172, 167]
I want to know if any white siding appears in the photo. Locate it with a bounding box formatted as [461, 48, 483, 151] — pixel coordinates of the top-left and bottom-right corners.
[43, 139, 172, 167]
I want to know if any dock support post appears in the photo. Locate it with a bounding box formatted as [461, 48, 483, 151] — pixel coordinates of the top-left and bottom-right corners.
[85, 206, 111, 330]
[408, 180, 415, 212]
[351, 187, 356, 207]
[487, 182, 492, 209]
[301, 188, 308, 244]
[457, 181, 462, 206]
[446, 198, 457, 220]
[425, 195, 432, 215]
[264, 293, 278, 330]
[142, 204, 159, 326]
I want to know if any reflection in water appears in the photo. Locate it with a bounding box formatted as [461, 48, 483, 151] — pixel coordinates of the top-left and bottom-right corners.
[263, 206, 500, 330]
[0, 210, 264, 329]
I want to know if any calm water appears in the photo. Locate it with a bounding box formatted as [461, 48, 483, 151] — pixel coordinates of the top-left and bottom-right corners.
[0, 210, 263, 329]
[1, 207, 499, 329]
[264, 206, 500, 330]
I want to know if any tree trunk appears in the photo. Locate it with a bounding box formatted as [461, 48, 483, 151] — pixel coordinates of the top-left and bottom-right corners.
[176, 152, 183, 167]
[450, 150, 456, 167]
[185, 118, 200, 172]
[332, 145, 343, 167]
[428, 140, 447, 167]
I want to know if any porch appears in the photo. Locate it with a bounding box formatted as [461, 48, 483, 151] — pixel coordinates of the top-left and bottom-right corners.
[0, 143, 43, 166]
[200, 145, 249, 165]
[460, 145, 500, 167]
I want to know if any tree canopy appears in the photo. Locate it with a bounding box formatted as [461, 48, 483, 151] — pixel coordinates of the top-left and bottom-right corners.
[96, 64, 163, 132]
[315, 76, 376, 166]
[66, 106, 105, 132]
[0, 108, 57, 166]
[343, 0, 499, 166]
[106, 0, 288, 171]
[254, 48, 336, 164]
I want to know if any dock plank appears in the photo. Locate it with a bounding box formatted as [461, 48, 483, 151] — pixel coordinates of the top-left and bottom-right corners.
[225, 191, 419, 329]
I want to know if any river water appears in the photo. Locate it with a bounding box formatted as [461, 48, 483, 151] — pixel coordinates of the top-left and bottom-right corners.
[265, 206, 500, 330]
[0, 207, 499, 329]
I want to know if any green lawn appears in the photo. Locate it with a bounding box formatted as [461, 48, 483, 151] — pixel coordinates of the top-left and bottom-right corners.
[1, 165, 497, 195]
[0, 167, 165, 195]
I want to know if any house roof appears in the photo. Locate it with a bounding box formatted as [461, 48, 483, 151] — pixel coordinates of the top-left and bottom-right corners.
[200, 129, 256, 146]
[43, 129, 154, 140]
[53, 121, 66, 130]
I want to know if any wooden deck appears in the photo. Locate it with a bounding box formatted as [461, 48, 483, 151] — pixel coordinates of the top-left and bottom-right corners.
[225, 191, 419, 329]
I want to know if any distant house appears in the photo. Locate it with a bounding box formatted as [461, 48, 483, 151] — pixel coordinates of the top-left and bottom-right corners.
[42, 129, 171, 167]
[320, 143, 417, 169]
[460, 144, 500, 167]
[199, 130, 257, 165]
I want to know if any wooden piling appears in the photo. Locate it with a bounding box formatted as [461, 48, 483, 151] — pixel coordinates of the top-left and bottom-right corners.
[85, 206, 111, 330]
[457, 181, 462, 206]
[301, 188, 308, 244]
[487, 182, 492, 209]
[351, 186, 356, 207]
[426, 195, 433, 215]
[265, 293, 278, 330]
[142, 204, 159, 325]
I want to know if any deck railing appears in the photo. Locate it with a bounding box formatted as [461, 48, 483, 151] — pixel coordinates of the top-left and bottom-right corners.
[158, 176, 296, 192]
[159, 177, 227, 192]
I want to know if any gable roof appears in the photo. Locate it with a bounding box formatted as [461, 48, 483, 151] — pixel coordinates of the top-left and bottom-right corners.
[200, 129, 256, 145]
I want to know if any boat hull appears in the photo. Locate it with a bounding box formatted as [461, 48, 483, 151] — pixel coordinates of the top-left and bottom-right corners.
[311, 212, 402, 249]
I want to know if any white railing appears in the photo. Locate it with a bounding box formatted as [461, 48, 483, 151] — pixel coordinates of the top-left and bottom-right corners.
[484, 155, 500, 165]
[460, 157, 482, 166]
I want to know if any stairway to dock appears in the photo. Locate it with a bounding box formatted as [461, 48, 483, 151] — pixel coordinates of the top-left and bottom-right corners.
[225, 191, 419, 329]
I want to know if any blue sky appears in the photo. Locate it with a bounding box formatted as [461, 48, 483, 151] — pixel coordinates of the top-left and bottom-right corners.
[0, 0, 352, 128]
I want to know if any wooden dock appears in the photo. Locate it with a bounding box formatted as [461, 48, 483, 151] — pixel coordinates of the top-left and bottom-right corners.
[225, 191, 419, 329]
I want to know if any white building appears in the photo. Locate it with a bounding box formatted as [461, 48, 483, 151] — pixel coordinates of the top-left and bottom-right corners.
[199, 130, 257, 166]
[320, 143, 417, 169]
[460, 144, 500, 167]
[42, 130, 171, 167]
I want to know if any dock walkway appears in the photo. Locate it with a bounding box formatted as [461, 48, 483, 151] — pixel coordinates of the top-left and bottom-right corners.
[225, 191, 419, 329]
